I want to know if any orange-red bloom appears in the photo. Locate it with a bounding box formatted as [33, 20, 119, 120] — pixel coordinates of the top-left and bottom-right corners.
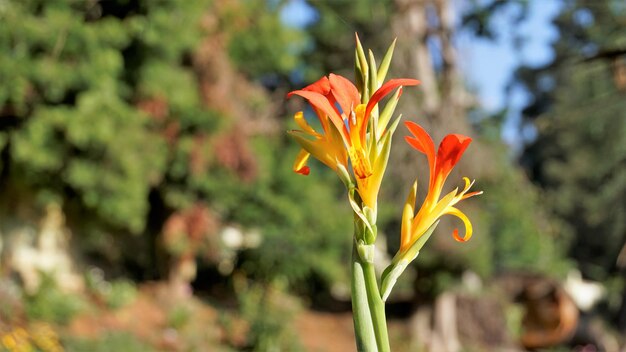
[400, 121, 482, 253]
[288, 74, 419, 212]
[288, 74, 419, 179]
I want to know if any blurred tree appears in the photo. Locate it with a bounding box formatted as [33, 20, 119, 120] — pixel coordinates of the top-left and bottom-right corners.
[0, 0, 350, 298]
[223, 0, 306, 81]
[389, 0, 569, 279]
[515, 0, 626, 281]
[513, 0, 625, 331]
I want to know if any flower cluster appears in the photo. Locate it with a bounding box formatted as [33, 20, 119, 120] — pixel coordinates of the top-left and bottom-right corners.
[288, 35, 480, 256]
[287, 35, 482, 351]
[288, 73, 419, 212]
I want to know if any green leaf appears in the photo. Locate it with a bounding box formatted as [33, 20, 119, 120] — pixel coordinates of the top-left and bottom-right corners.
[377, 38, 396, 84]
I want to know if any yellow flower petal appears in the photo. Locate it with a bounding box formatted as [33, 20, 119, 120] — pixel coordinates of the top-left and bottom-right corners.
[445, 207, 473, 242]
[400, 180, 418, 250]
[294, 111, 319, 137]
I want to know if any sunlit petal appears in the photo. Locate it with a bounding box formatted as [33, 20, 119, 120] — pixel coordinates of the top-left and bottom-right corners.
[435, 134, 472, 183]
[293, 149, 311, 175]
[294, 111, 318, 136]
[462, 191, 483, 200]
[302, 76, 331, 95]
[404, 121, 436, 172]
[445, 207, 473, 242]
[288, 131, 336, 171]
[401, 180, 418, 249]
[329, 73, 360, 116]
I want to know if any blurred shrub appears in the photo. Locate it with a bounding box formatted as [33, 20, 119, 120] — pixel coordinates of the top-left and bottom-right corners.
[62, 332, 153, 352]
[479, 151, 572, 277]
[223, 1, 306, 79]
[167, 304, 192, 330]
[23, 275, 86, 325]
[104, 279, 137, 310]
[0, 0, 179, 233]
[230, 276, 303, 352]
[85, 267, 137, 310]
[0, 0, 350, 294]
[232, 138, 352, 286]
[0, 278, 23, 324]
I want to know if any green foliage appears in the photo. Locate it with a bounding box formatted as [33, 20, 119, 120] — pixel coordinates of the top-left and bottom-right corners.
[85, 268, 137, 309]
[225, 1, 306, 78]
[185, 135, 352, 286]
[24, 275, 87, 325]
[0, 0, 211, 234]
[105, 279, 137, 310]
[237, 139, 351, 284]
[479, 144, 571, 276]
[12, 92, 167, 233]
[0, 0, 351, 297]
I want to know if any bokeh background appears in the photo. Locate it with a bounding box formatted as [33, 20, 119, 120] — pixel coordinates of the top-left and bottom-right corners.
[0, 0, 624, 351]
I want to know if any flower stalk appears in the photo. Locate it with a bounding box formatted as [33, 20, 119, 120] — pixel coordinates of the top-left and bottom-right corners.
[352, 244, 389, 352]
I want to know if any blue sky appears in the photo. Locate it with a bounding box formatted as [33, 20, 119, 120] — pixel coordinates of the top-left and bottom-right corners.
[280, 0, 562, 145]
[280, 0, 318, 27]
[456, 0, 562, 145]
[457, 0, 561, 112]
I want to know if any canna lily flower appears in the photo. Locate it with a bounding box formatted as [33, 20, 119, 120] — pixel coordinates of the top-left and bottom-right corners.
[399, 121, 482, 254]
[288, 74, 419, 209]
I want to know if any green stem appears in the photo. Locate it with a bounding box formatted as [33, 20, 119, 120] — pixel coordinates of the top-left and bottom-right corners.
[351, 243, 390, 352]
[351, 246, 377, 351]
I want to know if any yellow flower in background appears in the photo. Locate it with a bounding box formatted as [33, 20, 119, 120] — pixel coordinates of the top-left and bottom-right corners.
[1, 324, 63, 352]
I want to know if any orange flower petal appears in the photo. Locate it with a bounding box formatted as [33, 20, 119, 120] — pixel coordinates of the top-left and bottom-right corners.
[302, 76, 331, 95]
[462, 191, 483, 200]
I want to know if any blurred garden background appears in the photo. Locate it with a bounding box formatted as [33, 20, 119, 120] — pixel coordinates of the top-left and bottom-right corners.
[0, 0, 624, 351]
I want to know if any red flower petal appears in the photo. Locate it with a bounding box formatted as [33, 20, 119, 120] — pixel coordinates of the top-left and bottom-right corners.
[365, 79, 420, 123]
[435, 134, 472, 182]
[329, 73, 360, 116]
[296, 166, 310, 175]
